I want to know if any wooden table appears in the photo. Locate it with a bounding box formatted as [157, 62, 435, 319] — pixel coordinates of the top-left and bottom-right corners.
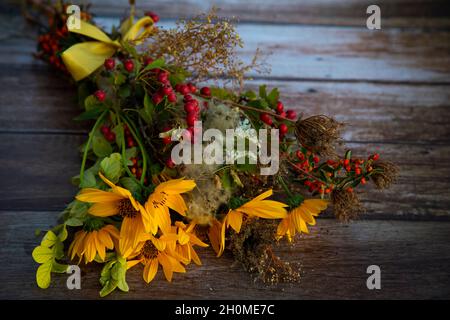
[0, 0, 449, 299]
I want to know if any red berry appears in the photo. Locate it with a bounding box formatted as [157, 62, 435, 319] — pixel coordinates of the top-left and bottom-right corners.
[183, 94, 193, 102]
[162, 86, 173, 95]
[325, 188, 331, 194]
[327, 160, 335, 166]
[162, 136, 172, 145]
[313, 156, 320, 164]
[166, 158, 175, 168]
[276, 101, 284, 113]
[345, 165, 351, 172]
[279, 123, 288, 135]
[286, 109, 297, 120]
[296, 150, 304, 160]
[94, 90, 106, 102]
[145, 11, 160, 23]
[143, 57, 153, 66]
[343, 159, 350, 166]
[260, 113, 273, 126]
[304, 180, 312, 187]
[152, 93, 163, 105]
[179, 85, 190, 95]
[200, 86, 211, 97]
[106, 132, 116, 142]
[101, 125, 110, 135]
[186, 113, 197, 126]
[124, 59, 134, 72]
[372, 153, 380, 161]
[361, 177, 367, 185]
[127, 138, 135, 148]
[186, 83, 196, 94]
[104, 58, 115, 70]
[355, 168, 362, 175]
[279, 111, 286, 118]
[346, 187, 354, 193]
[157, 72, 169, 83]
[167, 93, 177, 103]
[184, 101, 197, 113]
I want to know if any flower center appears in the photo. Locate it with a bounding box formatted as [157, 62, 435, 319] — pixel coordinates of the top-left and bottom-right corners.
[117, 199, 139, 218]
[150, 191, 168, 209]
[141, 240, 158, 259]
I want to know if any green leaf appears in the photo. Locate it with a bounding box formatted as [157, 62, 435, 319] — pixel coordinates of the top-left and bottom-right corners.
[266, 87, 280, 108]
[120, 177, 142, 195]
[100, 280, 118, 297]
[100, 153, 123, 183]
[58, 224, 68, 242]
[221, 170, 234, 191]
[114, 73, 127, 86]
[63, 200, 89, 226]
[124, 147, 137, 166]
[40, 231, 58, 248]
[230, 170, 244, 188]
[32, 246, 54, 263]
[345, 150, 352, 160]
[243, 90, 257, 100]
[53, 241, 64, 260]
[259, 85, 267, 99]
[79, 169, 97, 188]
[36, 260, 53, 289]
[139, 93, 155, 124]
[118, 85, 131, 99]
[84, 95, 102, 111]
[74, 107, 104, 121]
[93, 135, 113, 157]
[52, 261, 69, 273]
[112, 124, 124, 148]
[141, 58, 165, 72]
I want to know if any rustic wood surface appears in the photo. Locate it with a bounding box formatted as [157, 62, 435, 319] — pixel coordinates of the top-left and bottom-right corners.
[0, 1, 449, 299]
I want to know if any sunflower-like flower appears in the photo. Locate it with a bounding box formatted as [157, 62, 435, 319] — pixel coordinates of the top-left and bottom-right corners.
[69, 224, 119, 263]
[125, 232, 187, 284]
[174, 221, 208, 265]
[76, 172, 152, 258]
[213, 189, 288, 256]
[276, 199, 328, 242]
[144, 179, 196, 234]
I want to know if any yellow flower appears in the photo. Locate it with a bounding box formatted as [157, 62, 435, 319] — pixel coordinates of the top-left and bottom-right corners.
[276, 199, 328, 242]
[75, 172, 153, 258]
[126, 233, 187, 284]
[144, 179, 196, 234]
[174, 221, 208, 265]
[69, 224, 119, 263]
[213, 189, 288, 257]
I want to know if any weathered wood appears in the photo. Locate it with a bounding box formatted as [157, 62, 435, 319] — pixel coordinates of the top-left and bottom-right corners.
[1, 210, 449, 299]
[0, 133, 448, 219]
[16, 0, 450, 28]
[1, 67, 449, 144]
[2, 16, 450, 83]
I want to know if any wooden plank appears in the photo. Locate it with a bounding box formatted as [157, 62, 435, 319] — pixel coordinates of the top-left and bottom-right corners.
[0, 133, 449, 219]
[1, 67, 449, 143]
[1, 211, 449, 299]
[2, 17, 450, 83]
[19, 0, 450, 28]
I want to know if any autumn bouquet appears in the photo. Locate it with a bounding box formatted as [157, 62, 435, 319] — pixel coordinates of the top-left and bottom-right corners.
[27, 1, 398, 296]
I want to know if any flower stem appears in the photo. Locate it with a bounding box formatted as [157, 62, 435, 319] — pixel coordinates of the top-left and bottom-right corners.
[121, 114, 149, 184]
[79, 110, 108, 185]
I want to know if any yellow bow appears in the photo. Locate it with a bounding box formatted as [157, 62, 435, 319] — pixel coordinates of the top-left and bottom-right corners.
[61, 17, 154, 81]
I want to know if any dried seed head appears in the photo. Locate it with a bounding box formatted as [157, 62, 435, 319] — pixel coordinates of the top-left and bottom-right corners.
[295, 115, 343, 156]
[331, 189, 365, 221]
[370, 160, 399, 189]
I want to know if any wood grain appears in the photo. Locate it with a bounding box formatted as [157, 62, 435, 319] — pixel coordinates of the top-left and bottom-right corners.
[1, 211, 449, 299]
[0, 133, 448, 219]
[2, 16, 450, 83]
[45, 0, 450, 28]
[1, 68, 450, 144]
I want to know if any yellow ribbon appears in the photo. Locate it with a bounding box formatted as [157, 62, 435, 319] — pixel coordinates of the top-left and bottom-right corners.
[61, 17, 154, 81]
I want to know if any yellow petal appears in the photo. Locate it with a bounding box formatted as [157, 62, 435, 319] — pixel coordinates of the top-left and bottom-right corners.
[155, 179, 196, 195]
[303, 199, 328, 215]
[165, 194, 188, 216]
[143, 258, 159, 283]
[88, 202, 119, 217]
[76, 188, 123, 203]
[207, 220, 222, 256]
[226, 210, 243, 233]
[127, 259, 142, 270]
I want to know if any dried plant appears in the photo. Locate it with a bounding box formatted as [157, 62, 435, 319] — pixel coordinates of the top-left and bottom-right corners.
[331, 189, 365, 221]
[145, 9, 266, 87]
[371, 160, 399, 189]
[295, 115, 343, 156]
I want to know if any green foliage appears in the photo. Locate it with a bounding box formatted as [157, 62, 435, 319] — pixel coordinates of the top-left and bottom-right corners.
[99, 255, 129, 297]
[32, 225, 69, 289]
[100, 153, 124, 183]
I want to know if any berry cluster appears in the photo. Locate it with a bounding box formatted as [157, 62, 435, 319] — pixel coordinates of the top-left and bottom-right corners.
[37, 28, 68, 71]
